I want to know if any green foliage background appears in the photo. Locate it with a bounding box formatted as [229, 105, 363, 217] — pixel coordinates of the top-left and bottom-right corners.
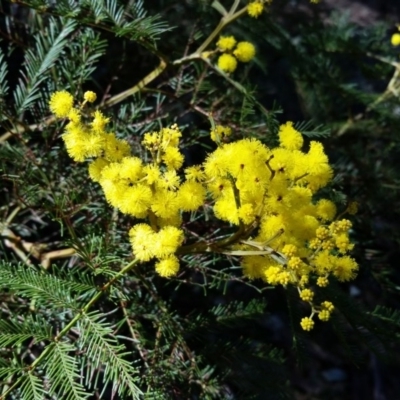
[0, 0, 400, 399]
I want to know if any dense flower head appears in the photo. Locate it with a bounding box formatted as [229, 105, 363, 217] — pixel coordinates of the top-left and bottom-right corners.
[278, 122, 303, 150]
[233, 41, 256, 62]
[247, 1, 264, 18]
[392, 33, 400, 46]
[50, 91, 358, 331]
[49, 91, 74, 117]
[300, 317, 314, 331]
[217, 53, 238, 73]
[84, 91, 97, 103]
[217, 35, 237, 51]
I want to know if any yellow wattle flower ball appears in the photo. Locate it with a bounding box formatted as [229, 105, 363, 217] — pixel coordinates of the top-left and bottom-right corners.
[318, 310, 331, 321]
[216, 35, 237, 51]
[300, 317, 314, 331]
[49, 90, 74, 118]
[391, 33, 400, 46]
[233, 42, 256, 63]
[247, 2, 264, 18]
[217, 53, 238, 73]
[84, 90, 97, 103]
[155, 256, 180, 278]
[278, 121, 303, 150]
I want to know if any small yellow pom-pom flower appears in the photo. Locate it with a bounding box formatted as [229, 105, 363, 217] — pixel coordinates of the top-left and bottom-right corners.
[316, 199, 337, 221]
[318, 310, 331, 321]
[317, 276, 329, 287]
[278, 271, 291, 285]
[247, 1, 264, 18]
[300, 317, 314, 331]
[84, 91, 97, 103]
[330, 219, 352, 234]
[155, 256, 180, 278]
[49, 91, 74, 118]
[129, 223, 157, 262]
[287, 256, 301, 270]
[316, 226, 330, 240]
[278, 122, 303, 150]
[391, 33, 400, 46]
[282, 244, 297, 257]
[309, 238, 321, 250]
[321, 301, 334, 312]
[233, 42, 256, 63]
[217, 53, 238, 73]
[299, 288, 314, 302]
[216, 36, 237, 51]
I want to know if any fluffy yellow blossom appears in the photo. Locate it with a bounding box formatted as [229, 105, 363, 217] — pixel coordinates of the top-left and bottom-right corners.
[217, 53, 238, 73]
[68, 108, 81, 124]
[151, 190, 179, 219]
[153, 226, 184, 258]
[162, 146, 184, 170]
[155, 256, 180, 278]
[332, 256, 358, 281]
[160, 125, 182, 149]
[88, 158, 109, 182]
[102, 133, 131, 161]
[238, 203, 256, 225]
[391, 33, 400, 46]
[177, 181, 206, 211]
[216, 35, 237, 51]
[247, 1, 264, 18]
[160, 170, 181, 190]
[129, 224, 157, 261]
[184, 165, 205, 182]
[49, 91, 74, 117]
[278, 122, 303, 150]
[233, 42, 256, 62]
[84, 91, 97, 103]
[316, 199, 336, 221]
[118, 184, 152, 217]
[300, 317, 314, 331]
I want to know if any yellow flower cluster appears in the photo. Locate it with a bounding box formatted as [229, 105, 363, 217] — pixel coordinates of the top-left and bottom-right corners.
[50, 91, 358, 329]
[247, 1, 264, 18]
[216, 36, 256, 73]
